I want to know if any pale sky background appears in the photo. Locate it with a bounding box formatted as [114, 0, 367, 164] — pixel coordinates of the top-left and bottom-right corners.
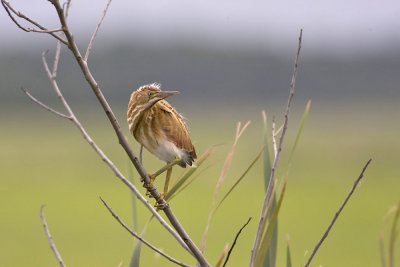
[1, 0, 399, 56]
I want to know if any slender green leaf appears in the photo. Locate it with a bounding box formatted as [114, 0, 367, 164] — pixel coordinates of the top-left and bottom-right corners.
[262, 111, 273, 190]
[165, 146, 217, 201]
[288, 99, 311, 162]
[286, 237, 292, 267]
[255, 182, 287, 267]
[127, 159, 141, 267]
[215, 148, 263, 212]
[261, 111, 277, 267]
[215, 243, 229, 267]
[171, 163, 215, 200]
[388, 201, 400, 267]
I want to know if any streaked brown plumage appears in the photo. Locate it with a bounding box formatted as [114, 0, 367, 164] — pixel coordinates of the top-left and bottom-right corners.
[127, 83, 196, 169]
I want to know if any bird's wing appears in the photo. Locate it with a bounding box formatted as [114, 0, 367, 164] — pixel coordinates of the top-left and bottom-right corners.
[158, 101, 197, 159]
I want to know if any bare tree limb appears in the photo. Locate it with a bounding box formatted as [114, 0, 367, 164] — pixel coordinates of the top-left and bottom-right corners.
[100, 197, 194, 267]
[47, 1, 209, 264]
[304, 159, 372, 267]
[249, 29, 303, 267]
[3, 0, 209, 264]
[37, 40, 191, 254]
[84, 0, 113, 61]
[40, 206, 66, 267]
[1, 0, 68, 45]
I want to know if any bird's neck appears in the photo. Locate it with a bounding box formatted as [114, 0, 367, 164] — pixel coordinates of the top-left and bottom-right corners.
[127, 101, 160, 135]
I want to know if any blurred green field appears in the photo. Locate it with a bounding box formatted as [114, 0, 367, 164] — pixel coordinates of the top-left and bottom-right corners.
[1, 101, 399, 267]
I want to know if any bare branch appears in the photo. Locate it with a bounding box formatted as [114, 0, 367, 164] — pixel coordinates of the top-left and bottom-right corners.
[304, 159, 372, 267]
[100, 197, 193, 267]
[223, 217, 252, 267]
[21, 87, 70, 119]
[4, 0, 209, 264]
[84, 0, 113, 61]
[1, 0, 68, 45]
[40, 206, 66, 267]
[250, 29, 303, 267]
[46, 1, 209, 264]
[38, 40, 192, 255]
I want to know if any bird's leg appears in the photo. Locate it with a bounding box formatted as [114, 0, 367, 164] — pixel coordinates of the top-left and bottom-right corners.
[161, 167, 173, 199]
[145, 158, 181, 197]
[149, 158, 181, 182]
[139, 144, 144, 165]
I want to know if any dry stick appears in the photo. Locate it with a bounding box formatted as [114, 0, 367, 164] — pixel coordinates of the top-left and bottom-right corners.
[249, 29, 303, 267]
[100, 197, 193, 267]
[84, 0, 112, 61]
[35, 45, 191, 254]
[223, 217, 252, 267]
[0, 0, 67, 45]
[48, 1, 209, 265]
[40, 206, 66, 267]
[304, 159, 372, 267]
[2, 0, 208, 263]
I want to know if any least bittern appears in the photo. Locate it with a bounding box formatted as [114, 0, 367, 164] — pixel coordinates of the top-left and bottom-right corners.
[127, 83, 196, 198]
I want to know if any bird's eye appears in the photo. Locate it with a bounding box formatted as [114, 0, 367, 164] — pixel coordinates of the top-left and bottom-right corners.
[148, 92, 153, 97]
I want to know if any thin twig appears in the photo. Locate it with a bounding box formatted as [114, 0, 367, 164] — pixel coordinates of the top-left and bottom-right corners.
[84, 0, 112, 61]
[249, 29, 303, 267]
[1, 0, 68, 45]
[223, 217, 252, 267]
[100, 197, 193, 267]
[21, 87, 70, 119]
[40, 206, 66, 267]
[303, 159, 372, 267]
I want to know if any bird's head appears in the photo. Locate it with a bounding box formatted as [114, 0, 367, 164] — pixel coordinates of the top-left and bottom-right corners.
[130, 83, 179, 108]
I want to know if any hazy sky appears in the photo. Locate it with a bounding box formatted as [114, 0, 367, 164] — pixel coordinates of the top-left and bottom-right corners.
[1, 0, 399, 55]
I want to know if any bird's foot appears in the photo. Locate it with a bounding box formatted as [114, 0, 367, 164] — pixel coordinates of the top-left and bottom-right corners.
[143, 173, 157, 197]
[155, 194, 168, 210]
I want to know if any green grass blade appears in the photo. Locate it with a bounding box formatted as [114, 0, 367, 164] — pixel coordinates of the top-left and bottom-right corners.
[286, 237, 292, 267]
[255, 181, 287, 267]
[288, 99, 311, 162]
[127, 159, 141, 267]
[215, 243, 229, 267]
[165, 146, 217, 201]
[170, 163, 216, 201]
[262, 111, 272, 190]
[388, 201, 400, 267]
[129, 241, 142, 267]
[215, 147, 263, 212]
[261, 111, 277, 267]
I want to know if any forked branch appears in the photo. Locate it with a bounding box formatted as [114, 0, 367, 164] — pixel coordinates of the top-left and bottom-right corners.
[1, 0, 67, 44]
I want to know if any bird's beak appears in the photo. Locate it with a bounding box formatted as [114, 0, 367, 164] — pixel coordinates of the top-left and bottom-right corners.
[157, 90, 180, 99]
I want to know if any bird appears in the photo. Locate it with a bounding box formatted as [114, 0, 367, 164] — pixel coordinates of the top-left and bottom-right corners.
[127, 83, 196, 198]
